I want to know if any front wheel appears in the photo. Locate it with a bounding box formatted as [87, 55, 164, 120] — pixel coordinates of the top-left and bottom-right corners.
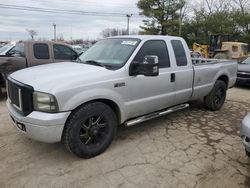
[62, 102, 117, 158]
[204, 80, 227, 111]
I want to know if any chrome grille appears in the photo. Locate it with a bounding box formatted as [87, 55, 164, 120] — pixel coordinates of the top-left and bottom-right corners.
[7, 78, 34, 116]
[7, 80, 22, 110]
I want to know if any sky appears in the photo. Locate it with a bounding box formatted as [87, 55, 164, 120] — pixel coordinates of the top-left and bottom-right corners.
[0, 0, 143, 41]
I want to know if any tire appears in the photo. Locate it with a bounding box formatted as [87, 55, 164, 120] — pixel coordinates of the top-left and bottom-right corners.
[214, 53, 229, 59]
[62, 102, 117, 158]
[246, 149, 250, 158]
[204, 80, 227, 111]
[0, 74, 4, 98]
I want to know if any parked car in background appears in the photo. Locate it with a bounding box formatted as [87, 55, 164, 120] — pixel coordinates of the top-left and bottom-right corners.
[240, 113, 250, 157]
[236, 57, 250, 85]
[0, 41, 78, 95]
[0, 42, 16, 55]
[6, 35, 237, 158]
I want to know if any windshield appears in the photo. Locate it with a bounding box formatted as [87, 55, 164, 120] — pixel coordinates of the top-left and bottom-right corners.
[242, 44, 249, 54]
[0, 43, 15, 54]
[78, 38, 140, 68]
[241, 57, 250, 64]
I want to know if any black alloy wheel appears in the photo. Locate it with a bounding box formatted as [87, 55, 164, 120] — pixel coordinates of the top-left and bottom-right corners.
[63, 102, 117, 158]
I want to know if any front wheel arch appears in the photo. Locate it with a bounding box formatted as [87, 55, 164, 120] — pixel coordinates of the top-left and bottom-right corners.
[66, 99, 121, 126]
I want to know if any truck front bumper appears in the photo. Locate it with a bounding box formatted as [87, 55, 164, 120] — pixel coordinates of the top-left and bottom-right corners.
[7, 100, 71, 143]
[240, 113, 250, 152]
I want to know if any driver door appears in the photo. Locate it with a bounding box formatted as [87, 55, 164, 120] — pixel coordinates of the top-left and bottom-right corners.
[124, 40, 176, 119]
[53, 44, 78, 62]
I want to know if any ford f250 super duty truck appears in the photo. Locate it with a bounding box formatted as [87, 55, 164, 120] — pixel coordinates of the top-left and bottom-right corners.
[0, 41, 78, 95]
[6, 35, 237, 158]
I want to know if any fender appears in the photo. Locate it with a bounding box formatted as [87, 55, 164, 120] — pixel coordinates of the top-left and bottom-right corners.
[58, 88, 127, 123]
[212, 70, 230, 86]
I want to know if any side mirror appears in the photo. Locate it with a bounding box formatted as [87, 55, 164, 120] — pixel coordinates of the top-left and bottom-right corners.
[71, 53, 78, 60]
[6, 50, 16, 56]
[129, 55, 159, 77]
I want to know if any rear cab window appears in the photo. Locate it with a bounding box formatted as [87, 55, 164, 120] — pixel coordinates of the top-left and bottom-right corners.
[33, 43, 50, 59]
[171, 40, 187, 66]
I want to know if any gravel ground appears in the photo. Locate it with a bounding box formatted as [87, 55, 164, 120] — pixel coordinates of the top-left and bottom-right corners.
[0, 86, 250, 188]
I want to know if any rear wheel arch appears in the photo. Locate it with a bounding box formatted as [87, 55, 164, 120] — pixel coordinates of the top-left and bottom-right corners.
[217, 75, 229, 88]
[204, 80, 227, 111]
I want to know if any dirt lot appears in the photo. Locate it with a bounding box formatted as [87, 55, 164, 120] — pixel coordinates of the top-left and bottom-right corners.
[0, 87, 250, 188]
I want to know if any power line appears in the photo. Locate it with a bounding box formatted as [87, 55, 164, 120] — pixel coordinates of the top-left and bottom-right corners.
[0, 4, 140, 18]
[36, 0, 138, 8]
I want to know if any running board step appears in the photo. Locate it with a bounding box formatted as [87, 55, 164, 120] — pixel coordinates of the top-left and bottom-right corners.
[124, 103, 189, 127]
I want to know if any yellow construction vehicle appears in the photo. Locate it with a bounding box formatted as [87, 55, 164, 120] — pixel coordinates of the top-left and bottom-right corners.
[192, 43, 209, 58]
[193, 34, 250, 61]
[213, 41, 249, 61]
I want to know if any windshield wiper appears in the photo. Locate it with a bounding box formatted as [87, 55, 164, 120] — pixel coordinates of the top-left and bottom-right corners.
[84, 60, 106, 68]
[76, 57, 82, 63]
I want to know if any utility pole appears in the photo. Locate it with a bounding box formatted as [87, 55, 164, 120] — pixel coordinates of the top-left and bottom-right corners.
[126, 14, 132, 35]
[179, 7, 183, 36]
[53, 23, 56, 41]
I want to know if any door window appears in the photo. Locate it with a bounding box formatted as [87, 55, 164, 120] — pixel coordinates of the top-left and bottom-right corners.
[33, 43, 50, 59]
[8, 43, 25, 57]
[171, 40, 187, 66]
[133, 40, 170, 68]
[53, 44, 77, 60]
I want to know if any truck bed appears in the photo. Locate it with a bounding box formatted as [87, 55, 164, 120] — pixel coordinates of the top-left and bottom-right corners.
[191, 58, 238, 100]
[192, 58, 235, 65]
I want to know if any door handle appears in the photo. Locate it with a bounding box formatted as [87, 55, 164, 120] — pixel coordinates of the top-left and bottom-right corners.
[171, 73, 175, 82]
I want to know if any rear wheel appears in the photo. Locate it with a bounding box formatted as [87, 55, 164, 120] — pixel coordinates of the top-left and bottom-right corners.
[214, 53, 229, 59]
[62, 102, 117, 158]
[204, 80, 227, 111]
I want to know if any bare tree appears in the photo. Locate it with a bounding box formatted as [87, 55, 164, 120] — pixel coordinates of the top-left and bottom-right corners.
[101, 28, 127, 38]
[232, 0, 250, 13]
[179, 0, 194, 35]
[195, 0, 231, 15]
[26, 29, 37, 40]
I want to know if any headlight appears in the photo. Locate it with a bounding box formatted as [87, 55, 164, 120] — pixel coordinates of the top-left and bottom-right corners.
[33, 91, 58, 112]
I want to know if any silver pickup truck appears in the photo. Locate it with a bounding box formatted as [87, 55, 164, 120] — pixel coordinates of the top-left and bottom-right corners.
[6, 35, 237, 158]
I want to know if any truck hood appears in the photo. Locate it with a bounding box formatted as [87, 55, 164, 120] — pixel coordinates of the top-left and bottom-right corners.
[238, 63, 250, 73]
[9, 62, 116, 92]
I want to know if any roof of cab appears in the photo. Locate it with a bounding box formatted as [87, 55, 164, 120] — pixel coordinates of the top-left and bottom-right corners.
[109, 35, 183, 40]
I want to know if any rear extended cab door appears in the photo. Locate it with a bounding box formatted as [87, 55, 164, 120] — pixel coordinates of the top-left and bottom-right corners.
[27, 42, 53, 66]
[168, 38, 194, 104]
